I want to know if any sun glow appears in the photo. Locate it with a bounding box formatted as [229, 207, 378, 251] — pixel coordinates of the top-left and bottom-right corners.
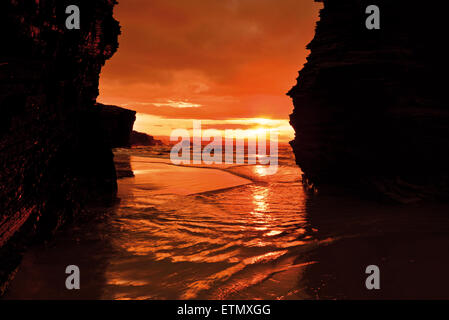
[133, 113, 294, 143]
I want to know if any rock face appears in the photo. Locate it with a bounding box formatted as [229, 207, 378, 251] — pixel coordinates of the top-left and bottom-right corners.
[288, 0, 449, 202]
[0, 0, 120, 294]
[98, 103, 136, 148]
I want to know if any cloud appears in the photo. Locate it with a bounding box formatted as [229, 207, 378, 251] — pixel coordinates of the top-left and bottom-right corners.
[123, 100, 203, 108]
[132, 113, 294, 141]
[99, 0, 321, 121]
[201, 124, 254, 131]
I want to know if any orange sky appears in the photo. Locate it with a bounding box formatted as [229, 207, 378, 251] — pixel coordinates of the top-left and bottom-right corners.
[99, 0, 321, 141]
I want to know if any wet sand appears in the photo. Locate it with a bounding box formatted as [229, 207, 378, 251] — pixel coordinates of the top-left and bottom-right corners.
[3, 149, 449, 300]
[125, 156, 252, 195]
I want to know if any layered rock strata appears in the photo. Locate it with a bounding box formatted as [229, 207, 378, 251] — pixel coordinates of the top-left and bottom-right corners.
[288, 0, 449, 202]
[0, 0, 120, 294]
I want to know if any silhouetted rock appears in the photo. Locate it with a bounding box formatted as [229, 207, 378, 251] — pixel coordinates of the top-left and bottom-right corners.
[114, 153, 135, 179]
[98, 103, 136, 148]
[130, 131, 162, 146]
[288, 0, 449, 203]
[0, 0, 120, 294]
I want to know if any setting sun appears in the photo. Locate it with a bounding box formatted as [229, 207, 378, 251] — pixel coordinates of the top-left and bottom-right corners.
[132, 113, 295, 142]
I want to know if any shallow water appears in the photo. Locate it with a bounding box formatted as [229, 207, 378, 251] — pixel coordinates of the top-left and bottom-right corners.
[4, 145, 449, 299]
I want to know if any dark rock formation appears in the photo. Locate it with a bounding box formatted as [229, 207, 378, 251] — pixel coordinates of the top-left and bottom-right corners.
[114, 153, 135, 179]
[288, 0, 449, 203]
[98, 103, 136, 148]
[0, 0, 120, 294]
[130, 131, 162, 146]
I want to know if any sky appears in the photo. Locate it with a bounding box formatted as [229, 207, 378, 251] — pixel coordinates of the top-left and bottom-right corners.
[98, 0, 321, 141]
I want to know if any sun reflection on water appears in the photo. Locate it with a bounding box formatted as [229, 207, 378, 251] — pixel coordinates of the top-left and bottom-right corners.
[104, 146, 310, 299]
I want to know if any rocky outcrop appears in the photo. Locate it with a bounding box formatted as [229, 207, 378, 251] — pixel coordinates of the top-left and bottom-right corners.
[114, 153, 134, 179]
[0, 0, 120, 294]
[98, 103, 136, 148]
[288, 0, 449, 203]
[130, 131, 162, 146]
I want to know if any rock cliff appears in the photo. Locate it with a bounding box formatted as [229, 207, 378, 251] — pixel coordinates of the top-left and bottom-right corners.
[98, 103, 136, 148]
[0, 0, 121, 294]
[288, 0, 449, 202]
[130, 131, 162, 146]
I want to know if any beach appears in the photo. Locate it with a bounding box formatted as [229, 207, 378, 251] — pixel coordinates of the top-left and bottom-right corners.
[4, 145, 449, 299]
